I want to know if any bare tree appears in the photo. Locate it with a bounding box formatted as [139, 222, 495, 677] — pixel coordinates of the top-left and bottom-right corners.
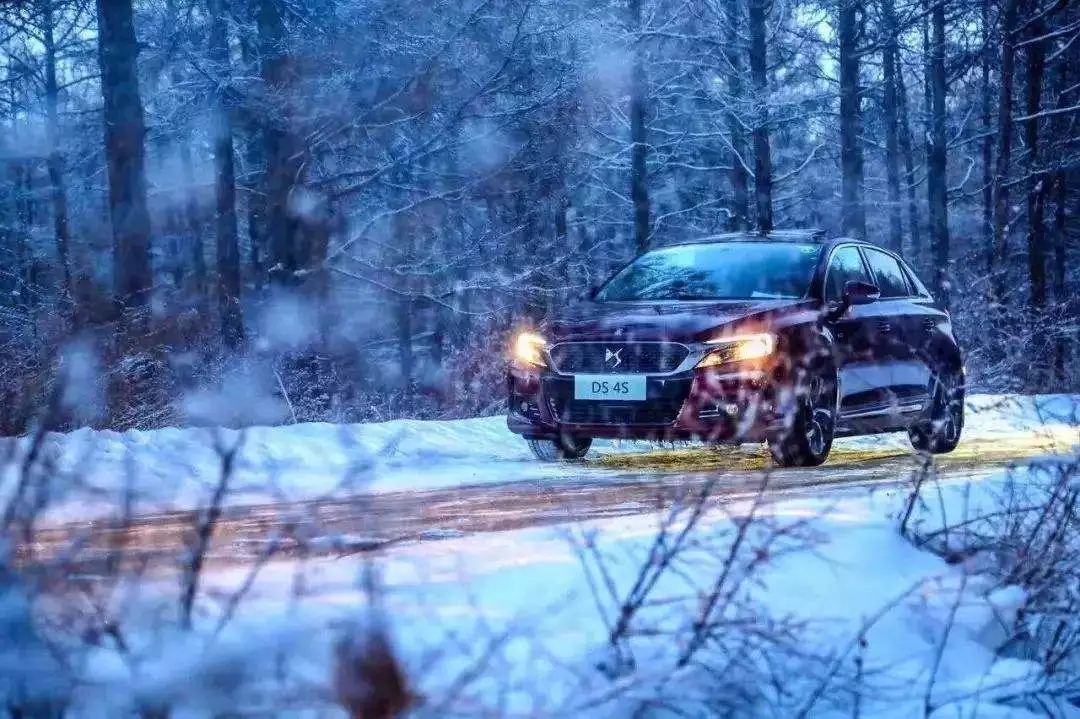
[629, 0, 651, 251]
[980, 0, 994, 265]
[926, 0, 950, 302]
[880, 0, 904, 253]
[724, 0, 749, 231]
[40, 0, 74, 312]
[1049, 59, 1071, 381]
[1024, 14, 1048, 318]
[838, 0, 865, 239]
[208, 0, 244, 347]
[95, 0, 153, 307]
[258, 0, 301, 286]
[895, 52, 922, 265]
[991, 0, 1019, 306]
[747, 0, 772, 233]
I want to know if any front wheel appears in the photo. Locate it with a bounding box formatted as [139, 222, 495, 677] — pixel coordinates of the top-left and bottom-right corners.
[527, 435, 592, 461]
[909, 370, 964, 454]
[767, 364, 837, 468]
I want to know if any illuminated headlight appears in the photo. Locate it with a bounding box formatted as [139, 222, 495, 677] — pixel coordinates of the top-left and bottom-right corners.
[696, 333, 775, 369]
[512, 331, 547, 368]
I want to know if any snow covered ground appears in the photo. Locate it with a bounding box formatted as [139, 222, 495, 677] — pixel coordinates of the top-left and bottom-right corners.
[2, 393, 1077, 521]
[60, 455, 1080, 717]
[4, 395, 1079, 716]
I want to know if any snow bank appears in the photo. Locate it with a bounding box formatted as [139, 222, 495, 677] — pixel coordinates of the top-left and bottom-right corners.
[48, 457, 1077, 717]
[375, 458, 1078, 717]
[837, 393, 1079, 451]
[1, 394, 1076, 521]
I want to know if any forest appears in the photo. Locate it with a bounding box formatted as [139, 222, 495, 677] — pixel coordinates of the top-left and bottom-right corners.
[0, 0, 1077, 432]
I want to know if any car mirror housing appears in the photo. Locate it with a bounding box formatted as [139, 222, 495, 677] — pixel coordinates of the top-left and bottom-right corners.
[842, 280, 881, 306]
[824, 280, 881, 322]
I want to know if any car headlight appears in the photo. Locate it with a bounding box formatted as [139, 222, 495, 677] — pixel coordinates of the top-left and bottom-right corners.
[696, 333, 775, 368]
[512, 331, 547, 368]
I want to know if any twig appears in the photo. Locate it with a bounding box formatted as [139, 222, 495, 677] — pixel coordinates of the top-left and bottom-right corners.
[180, 431, 245, 629]
[274, 369, 298, 425]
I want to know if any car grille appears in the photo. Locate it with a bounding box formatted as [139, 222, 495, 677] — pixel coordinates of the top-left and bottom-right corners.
[547, 342, 690, 374]
[550, 400, 686, 426]
[544, 377, 691, 426]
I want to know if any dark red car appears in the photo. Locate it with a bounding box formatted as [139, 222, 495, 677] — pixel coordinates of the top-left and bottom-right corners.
[507, 230, 965, 466]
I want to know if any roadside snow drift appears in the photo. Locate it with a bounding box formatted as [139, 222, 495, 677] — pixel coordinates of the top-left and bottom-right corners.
[0, 394, 1076, 520]
[52, 456, 1080, 718]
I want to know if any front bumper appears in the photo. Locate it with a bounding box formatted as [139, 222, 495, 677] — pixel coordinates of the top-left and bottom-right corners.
[507, 364, 780, 443]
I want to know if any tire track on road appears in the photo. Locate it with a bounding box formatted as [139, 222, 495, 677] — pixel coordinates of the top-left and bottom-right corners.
[21, 447, 1027, 569]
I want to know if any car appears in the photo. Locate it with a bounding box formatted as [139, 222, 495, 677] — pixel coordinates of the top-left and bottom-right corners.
[506, 229, 965, 467]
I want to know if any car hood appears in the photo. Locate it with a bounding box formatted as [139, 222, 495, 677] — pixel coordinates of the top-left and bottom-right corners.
[542, 298, 814, 343]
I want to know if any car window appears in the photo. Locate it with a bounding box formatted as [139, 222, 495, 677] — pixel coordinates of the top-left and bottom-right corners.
[825, 246, 871, 301]
[593, 242, 823, 301]
[862, 248, 911, 298]
[900, 260, 931, 297]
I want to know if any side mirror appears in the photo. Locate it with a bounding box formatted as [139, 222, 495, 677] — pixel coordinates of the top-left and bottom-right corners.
[584, 283, 600, 301]
[824, 280, 880, 322]
[843, 280, 880, 306]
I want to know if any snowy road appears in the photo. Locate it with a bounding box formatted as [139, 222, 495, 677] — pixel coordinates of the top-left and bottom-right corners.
[8, 393, 1077, 569]
[24, 436, 1062, 567]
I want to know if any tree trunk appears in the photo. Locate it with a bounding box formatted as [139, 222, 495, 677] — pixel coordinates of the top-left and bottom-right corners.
[880, 0, 903, 253]
[725, 0, 749, 231]
[991, 0, 1019, 306]
[209, 0, 244, 348]
[1052, 172, 1067, 382]
[396, 296, 414, 396]
[95, 0, 153, 307]
[921, 13, 933, 271]
[1022, 14, 1047, 389]
[11, 161, 30, 309]
[747, 0, 773, 233]
[895, 60, 922, 264]
[629, 0, 650, 251]
[238, 31, 266, 292]
[1024, 16, 1047, 316]
[838, 0, 865, 238]
[258, 0, 301, 285]
[980, 0, 994, 268]
[177, 121, 206, 292]
[165, 0, 204, 295]
[41, 0, 74, 313]
[1050, 62, 1069, 383]
[392, 210, 414, 395]
[927, 0, 949, 302]
[247, 163, 266, 290]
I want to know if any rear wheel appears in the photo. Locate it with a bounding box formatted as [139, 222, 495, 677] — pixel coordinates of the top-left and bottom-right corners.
[767, 363, 837, 468]
[527, 435, 592, 461]
[909, 370, 964, 454]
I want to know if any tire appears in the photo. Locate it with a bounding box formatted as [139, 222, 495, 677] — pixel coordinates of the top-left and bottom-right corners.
[527, 435, 592, 461]
[767, 362, 837, 468]
[909, 370, 964, 454]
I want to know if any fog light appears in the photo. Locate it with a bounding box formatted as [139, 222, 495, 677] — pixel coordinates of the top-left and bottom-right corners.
[700, 401, 740, 420]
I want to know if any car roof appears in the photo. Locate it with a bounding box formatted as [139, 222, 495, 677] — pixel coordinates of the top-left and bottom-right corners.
[659, 228, 830, 247]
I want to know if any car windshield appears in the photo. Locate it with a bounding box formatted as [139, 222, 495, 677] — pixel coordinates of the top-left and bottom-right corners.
[594, 242, 823, 301]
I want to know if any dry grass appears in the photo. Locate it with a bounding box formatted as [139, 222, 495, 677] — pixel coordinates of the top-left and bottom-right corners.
[589, 435, 1066, 472]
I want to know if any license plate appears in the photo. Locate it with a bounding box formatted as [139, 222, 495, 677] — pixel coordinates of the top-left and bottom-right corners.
[573, 374, 647, 401]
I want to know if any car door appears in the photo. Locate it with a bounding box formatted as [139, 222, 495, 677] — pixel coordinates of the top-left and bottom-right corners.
[859, 247, 934, 413]
[897, 257, 951, 391]
[822, 245, 887, 415]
